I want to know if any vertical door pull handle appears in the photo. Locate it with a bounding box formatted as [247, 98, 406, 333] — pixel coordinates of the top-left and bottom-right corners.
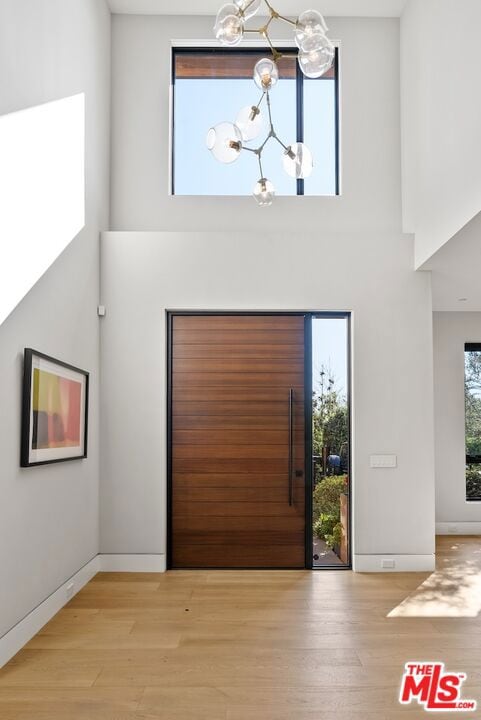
[288, 388, 293, 506]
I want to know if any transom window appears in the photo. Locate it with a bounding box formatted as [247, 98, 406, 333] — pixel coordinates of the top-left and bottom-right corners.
[172, 47, 339, 197]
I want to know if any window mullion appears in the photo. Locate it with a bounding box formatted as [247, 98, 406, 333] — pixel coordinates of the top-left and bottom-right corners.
[296, 59, 304, 196]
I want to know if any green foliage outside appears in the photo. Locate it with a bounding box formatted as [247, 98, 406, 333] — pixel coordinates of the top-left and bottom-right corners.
[312, 365, 349, 553]
[313, 475, 347, 549]
[466, 465, 481, 501]
[312, 368, 347, 458]
[313, 475, 346, 517]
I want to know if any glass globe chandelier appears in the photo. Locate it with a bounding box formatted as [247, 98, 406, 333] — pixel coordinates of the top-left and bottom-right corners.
[207, 0, 334, 205]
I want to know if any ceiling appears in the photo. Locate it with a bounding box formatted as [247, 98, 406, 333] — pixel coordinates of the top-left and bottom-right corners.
[107, 0, 407, 17]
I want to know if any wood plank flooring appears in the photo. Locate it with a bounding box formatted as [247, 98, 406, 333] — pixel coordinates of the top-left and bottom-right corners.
[1, 537, 480, 719]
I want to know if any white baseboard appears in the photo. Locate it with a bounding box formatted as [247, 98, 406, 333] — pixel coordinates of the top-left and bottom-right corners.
[436, 522, 481, 535]
[0, 553, 166, 669]
[353, 554, 435, 572]
[0, 555, 100, 669]
[99, 554, 166, 572]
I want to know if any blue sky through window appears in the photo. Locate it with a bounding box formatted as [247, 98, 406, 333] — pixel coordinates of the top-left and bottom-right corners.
[312, 317, 348, 400]
[304, 79, 337, 195]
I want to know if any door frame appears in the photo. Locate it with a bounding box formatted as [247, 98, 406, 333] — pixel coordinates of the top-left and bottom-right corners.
[166, 310, 352, 570]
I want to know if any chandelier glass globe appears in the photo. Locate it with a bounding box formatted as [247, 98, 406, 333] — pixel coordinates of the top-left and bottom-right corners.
[235, 105, 264, 142]
[253, 58, 279, 91]
[295, 9, 328, 50]
[298, 33, 334, 78]
[214, 4, 244, 46]
[206, 122, 243, 163]
[234, 0, 262, 20]
[282, 142, 313, 179]
[253, 178, 275, 206]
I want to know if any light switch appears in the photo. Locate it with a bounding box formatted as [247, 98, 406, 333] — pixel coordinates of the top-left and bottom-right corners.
[370, 454, 397, 468]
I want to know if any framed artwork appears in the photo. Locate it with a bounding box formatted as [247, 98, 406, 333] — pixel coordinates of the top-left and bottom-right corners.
[21, 349, 89, 467]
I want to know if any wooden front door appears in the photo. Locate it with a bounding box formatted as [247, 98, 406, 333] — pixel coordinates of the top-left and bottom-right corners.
[170, 314, 306, 568]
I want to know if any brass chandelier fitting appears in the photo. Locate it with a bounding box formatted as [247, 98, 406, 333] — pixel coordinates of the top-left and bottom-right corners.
[206, 0, 334, 205]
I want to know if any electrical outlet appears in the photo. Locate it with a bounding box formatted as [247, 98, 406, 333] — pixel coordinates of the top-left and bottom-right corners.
[381, 559, 395, 569]
[66, 582, 75, 599]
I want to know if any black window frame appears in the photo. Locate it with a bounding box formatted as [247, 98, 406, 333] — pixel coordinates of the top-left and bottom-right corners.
[171, 45, 340, 197]
[464, 342, 481, 502]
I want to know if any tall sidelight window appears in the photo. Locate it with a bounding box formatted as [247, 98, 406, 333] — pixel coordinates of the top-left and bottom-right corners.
[172, 47, 339, 196]
[311, 315, 350, 567]
[464, 344, 481, 501]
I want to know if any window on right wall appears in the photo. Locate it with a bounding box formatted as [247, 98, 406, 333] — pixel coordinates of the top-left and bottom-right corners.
[464, 343, 481, 501]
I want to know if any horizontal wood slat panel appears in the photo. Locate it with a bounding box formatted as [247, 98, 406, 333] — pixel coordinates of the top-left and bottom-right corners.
[173, 330, 304, 345]
[172, 444, 304, 459]
[174, 358, 304, 373]
[173, 315, 305, 331]
[172, 429, 304, 445]
[173, 401, 303, 416]
[173, 372, 304, 388]
[172, 515, 306, 532]
[173, 473, 303, 489]
[173, 415, 304, 430]
[173, 501, 304, 517]
[174, 530, 305, 545]
[172, 343, 304, 359]
[173, 386, 304, 404]
[172, 545, 305, 568]
[173, 486, 302, 503]
[173, 457, 292, 475]
[173, 388, 303, 402]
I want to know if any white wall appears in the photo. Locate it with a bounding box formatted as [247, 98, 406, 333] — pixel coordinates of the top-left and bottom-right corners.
[110, 15, 402, 234]
[100, 230, 436, 570]
[0, 0, 110, 638]
[401, 0, 481, 268]
[433, 312, 481, 530]
[425, 211, 481, 312]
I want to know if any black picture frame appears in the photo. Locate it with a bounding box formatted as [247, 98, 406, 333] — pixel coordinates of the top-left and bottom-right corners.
[21, 348, 89, 467]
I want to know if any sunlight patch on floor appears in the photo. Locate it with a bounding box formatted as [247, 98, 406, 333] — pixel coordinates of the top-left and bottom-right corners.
[388, 544, 481, 618]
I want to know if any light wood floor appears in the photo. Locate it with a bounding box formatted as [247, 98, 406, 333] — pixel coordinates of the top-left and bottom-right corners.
[1, 536, 480, 719]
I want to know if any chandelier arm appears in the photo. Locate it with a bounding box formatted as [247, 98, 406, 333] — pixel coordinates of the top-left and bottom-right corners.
[272, 133, 289, 152]
[257, 152, 264, 179]
[242, 146, 258, 153]
[265, 15, 274, 30]
[264, 32, 282, 61]
[263, 0, 296, 25]
[255, 92, 266, 110]
[266, 91, 274, 131]
[258, 136, 270, 153]
[275, 14, 297, 26]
